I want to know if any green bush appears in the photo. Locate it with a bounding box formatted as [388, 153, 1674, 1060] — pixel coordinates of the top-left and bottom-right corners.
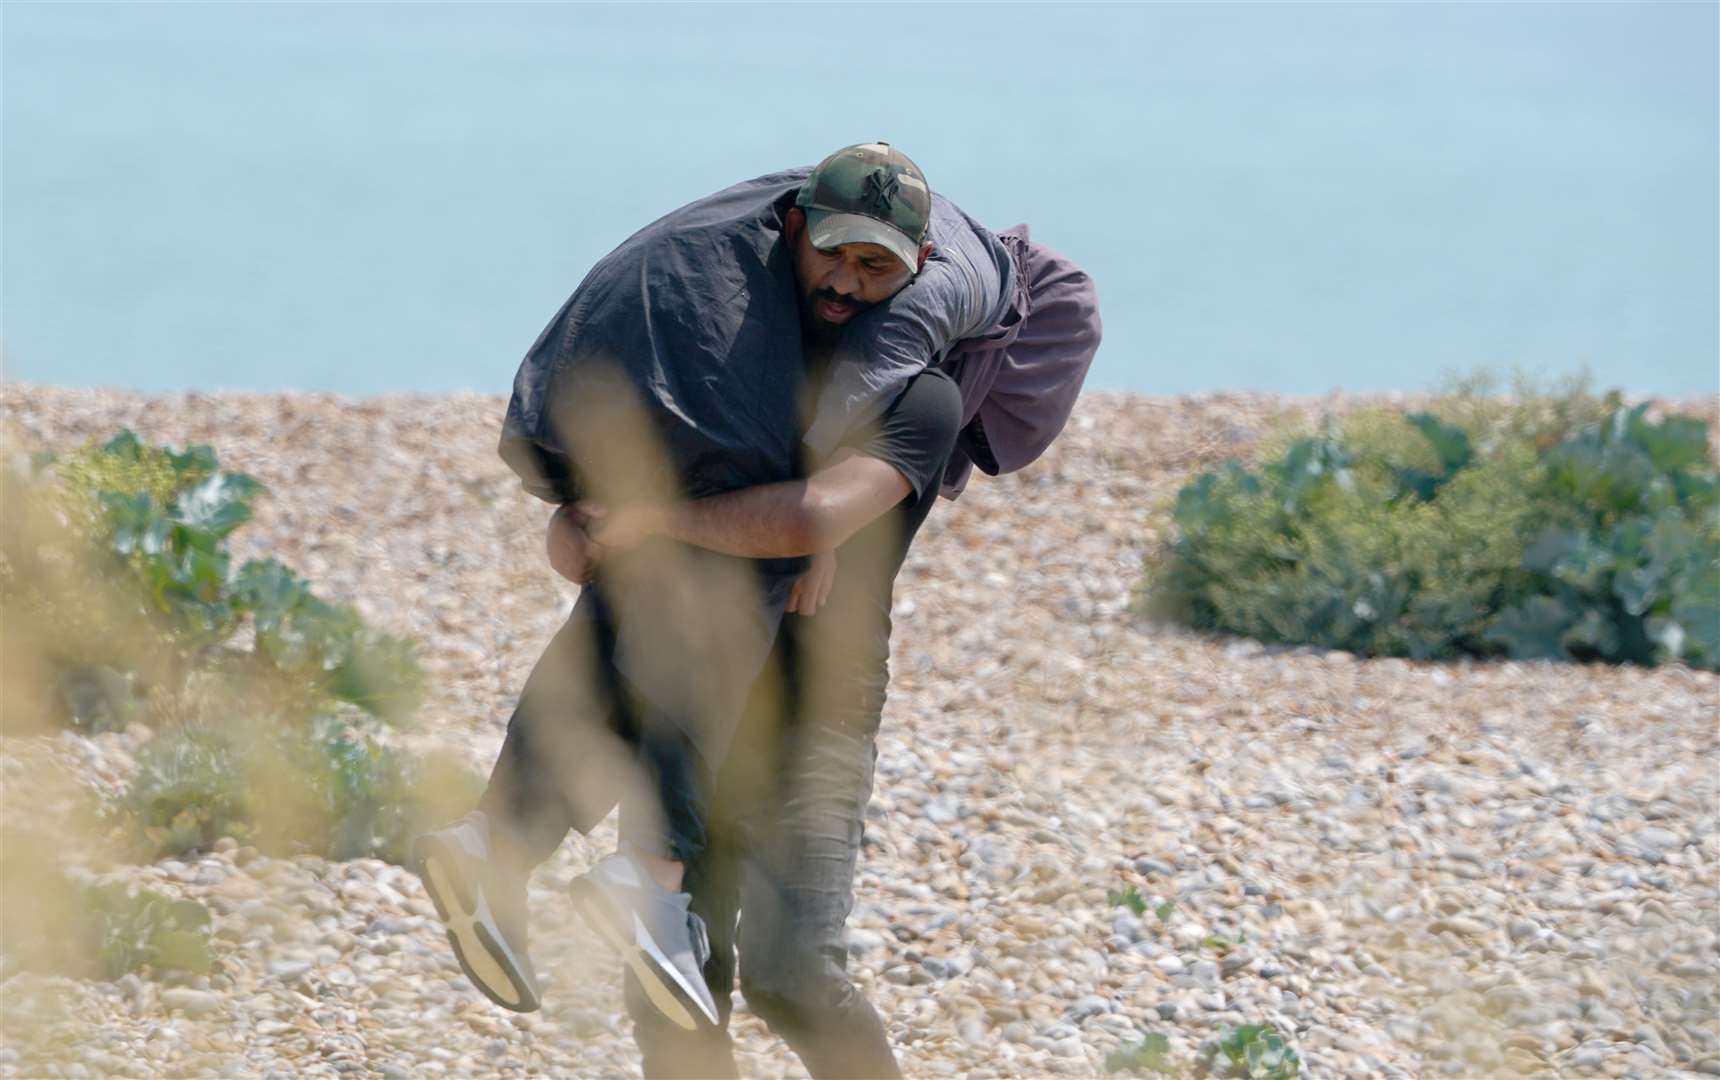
[1216, 1024, 1300, 1079]
[1, 431, 424, 731]
[83, 881, 214, 979]
[120, 717, 484, 865]
[0, 828, 211, 981]
[1144, 387, 1718, 669]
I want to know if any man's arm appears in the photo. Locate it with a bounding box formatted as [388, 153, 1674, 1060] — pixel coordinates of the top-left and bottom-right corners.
[581, 450, 910, 559]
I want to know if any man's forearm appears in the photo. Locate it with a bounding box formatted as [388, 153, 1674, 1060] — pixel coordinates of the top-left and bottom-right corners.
[592, 453, 909, 558]
[656, 481, 826, 558]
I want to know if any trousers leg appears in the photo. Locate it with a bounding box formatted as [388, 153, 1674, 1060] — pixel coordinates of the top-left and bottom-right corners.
[477, 588, 638, 868]
[479, 553, 794, 870]
[727, 420, 951, 1079]
[736, 713, 898, 1080]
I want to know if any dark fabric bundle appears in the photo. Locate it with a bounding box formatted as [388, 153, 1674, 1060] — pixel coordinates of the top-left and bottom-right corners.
[499, 171, 812, 506]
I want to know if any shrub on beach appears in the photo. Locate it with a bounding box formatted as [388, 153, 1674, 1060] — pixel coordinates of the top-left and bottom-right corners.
[0, 827, 212, 981]
[0, 431, 424, 733]
[3, 429, 476, 865]
[118, 716, 484, 865]
[1143, 380, 1719, 669]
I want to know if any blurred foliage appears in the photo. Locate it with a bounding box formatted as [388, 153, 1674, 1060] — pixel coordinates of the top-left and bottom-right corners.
[1, 430, 424, 733]
[1144, 379, 1719, 670]
[1107, 883, 1148, 917]
[1106, 1033, 1173, 1075]
[0, 827, 212, 980]
[2, 429, 467, 870]
[119, 716, 484, 865]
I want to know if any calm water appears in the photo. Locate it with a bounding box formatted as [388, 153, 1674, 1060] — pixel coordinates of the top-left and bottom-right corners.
[4, 3, 1716, 398]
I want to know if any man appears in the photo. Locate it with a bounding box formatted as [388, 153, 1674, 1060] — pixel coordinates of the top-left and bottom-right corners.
[413, 143, 1100, 1076]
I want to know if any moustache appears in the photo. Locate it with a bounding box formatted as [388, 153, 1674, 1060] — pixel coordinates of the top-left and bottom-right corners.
[811, 289, 865, 317]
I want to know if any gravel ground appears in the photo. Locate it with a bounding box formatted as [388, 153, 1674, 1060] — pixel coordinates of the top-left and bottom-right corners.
[2, 385, 1717, 1079]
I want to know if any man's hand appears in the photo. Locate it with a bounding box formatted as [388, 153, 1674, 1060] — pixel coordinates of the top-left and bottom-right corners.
[547, 503, 602, 585]
[787, 550, 837, 617]
[575, 500, 668, 553]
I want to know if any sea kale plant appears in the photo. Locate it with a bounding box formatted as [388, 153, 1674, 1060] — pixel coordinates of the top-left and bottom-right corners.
[1, 430, 424, 731]
[1143, 383, 1718, 669]
[1, 429, 473, 867]
[0, 827, 212, 981]
[120, 715, 483, 864]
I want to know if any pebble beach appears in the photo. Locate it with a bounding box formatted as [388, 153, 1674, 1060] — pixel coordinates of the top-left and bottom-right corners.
[2, 385, 1716, 1079]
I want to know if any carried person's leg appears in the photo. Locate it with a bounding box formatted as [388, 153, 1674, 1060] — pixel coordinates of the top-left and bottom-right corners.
[419, 557, 783, 1018]
[415, 586, 643, 1013]
[476, 586, 642, 866]
[561, 548, 794, 1029]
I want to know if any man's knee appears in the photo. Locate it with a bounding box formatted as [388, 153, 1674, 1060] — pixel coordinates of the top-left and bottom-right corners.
[738, 944, 859, 1029]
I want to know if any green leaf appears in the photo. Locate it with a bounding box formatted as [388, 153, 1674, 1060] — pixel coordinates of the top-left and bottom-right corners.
[233, 558, 304, 610]
[1269, 437, 1353, 514]
[1107, 884, 1148, 917]
[1670, 587, 1720, 666]
[1219, 1023, 1300, 1079]
[101, 492, 167, 556]
[1220, 1025, 1263, 1069]
[1393, 412, 1476, 500]
[1611, 565, 1663, 618]
[1155, 900, 1177, 922]
[166, 444, 218, 483]
[172, 472, 263, 540]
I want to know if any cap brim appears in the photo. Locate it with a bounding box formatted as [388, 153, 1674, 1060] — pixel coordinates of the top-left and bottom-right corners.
[805, 210, 920, 276]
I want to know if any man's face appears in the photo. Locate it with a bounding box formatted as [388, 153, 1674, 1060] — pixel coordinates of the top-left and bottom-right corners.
[786, 208, 924, 341]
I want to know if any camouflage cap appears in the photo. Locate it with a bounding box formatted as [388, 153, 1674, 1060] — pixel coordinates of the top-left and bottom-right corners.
[795, 142, 932, 275]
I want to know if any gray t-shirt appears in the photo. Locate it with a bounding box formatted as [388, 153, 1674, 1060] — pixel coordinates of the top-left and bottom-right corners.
[801, 190, 1016, 457]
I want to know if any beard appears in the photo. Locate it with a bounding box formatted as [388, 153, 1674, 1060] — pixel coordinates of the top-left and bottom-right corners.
[799, 287, 869, 344]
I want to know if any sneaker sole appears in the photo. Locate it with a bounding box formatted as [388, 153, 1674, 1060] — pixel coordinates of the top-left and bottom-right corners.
[413, 835, 539, 1013]
[567, 876, 713, 1031]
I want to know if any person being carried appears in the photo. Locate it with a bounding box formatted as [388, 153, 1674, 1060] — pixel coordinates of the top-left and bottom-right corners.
[412, 144, 1100, 1076]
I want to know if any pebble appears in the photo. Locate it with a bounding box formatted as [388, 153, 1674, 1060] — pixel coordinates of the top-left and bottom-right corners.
[268, 960, 313, 981]
[159, 989, 222, 1018]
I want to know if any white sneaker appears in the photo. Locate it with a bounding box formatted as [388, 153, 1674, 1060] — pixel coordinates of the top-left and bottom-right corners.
[567, 848, 719, 1031]
[412, 811, 542, 1012]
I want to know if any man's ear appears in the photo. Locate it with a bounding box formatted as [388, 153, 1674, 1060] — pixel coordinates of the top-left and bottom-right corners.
[916, 240, 933, 273]
[785, 207, 804, 241]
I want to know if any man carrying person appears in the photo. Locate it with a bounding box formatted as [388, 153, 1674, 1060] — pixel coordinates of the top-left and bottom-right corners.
[413, 142, 1100, 1077]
